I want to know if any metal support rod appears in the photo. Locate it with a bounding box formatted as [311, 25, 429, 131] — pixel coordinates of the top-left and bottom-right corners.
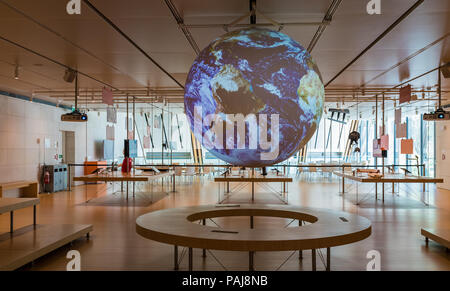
[10, 211, 13, 233]
[438, 67, 442, 108]
[382, 92, 385, 202]
[325, 112, 334, 148]
[33, 205, 36, 227]
[312, 249, 316, 271]
[250, 0, 256, 25]
[133, 96, 136, 183]
[299, 220, 303, 260]
[68, 165, 71, 191]
[172, 174, 176, 192]
[326, 247, 331, 271]
[249, 251, 254, 271]
[74, 72, 78, 110]
[174, 245, 179, 270]
[250, 216, 254, 229]
[252, 181, 255, 201]
[188, 247, 193, 271]
[202, 219, 206, 257]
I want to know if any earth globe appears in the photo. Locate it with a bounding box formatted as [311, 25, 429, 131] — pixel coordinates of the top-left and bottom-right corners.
[184, 27, 324, 167]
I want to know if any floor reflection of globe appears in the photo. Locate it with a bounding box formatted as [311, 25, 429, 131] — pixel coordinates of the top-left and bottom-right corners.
[184, 28, 324, 167]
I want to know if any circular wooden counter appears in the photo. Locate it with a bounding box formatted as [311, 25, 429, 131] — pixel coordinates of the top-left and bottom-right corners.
[136, 204, 371, 271]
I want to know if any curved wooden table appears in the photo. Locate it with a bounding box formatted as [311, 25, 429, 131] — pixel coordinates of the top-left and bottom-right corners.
[136, 204, 371, 271]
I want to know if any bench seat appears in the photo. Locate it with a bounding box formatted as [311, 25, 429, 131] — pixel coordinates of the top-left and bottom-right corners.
[0, 181, 38, 198]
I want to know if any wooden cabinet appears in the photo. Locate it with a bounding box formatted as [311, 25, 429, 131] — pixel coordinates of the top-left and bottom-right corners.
[84, 161, 107, 175]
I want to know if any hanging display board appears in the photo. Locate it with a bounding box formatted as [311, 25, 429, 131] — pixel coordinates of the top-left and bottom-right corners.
[107, 106, 117, 123]
[143, 136, 151, 149]
[373, 138, 387, 158]
[102, 87, 114, 105]
[106, 125, 115, 140]
[401, 139, 413, 154]
[396, 122, 407, 138]
[399, 85, 411, 104]
[154, 115, 161, 128]
[380, 135, 389, 150]
[127, 131, 134, 140]
[395, 108, 402, 124]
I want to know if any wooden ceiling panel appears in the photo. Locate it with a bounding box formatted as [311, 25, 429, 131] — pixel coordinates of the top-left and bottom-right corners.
[0, 0, 447, 107]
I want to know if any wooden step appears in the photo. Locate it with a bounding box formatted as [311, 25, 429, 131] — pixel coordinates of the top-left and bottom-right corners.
[0, 224, 93, 270]
[421, 228, 450, 249]
[0, 198, 39, 214]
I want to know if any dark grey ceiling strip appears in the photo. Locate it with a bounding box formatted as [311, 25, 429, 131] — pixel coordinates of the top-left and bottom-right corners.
[307, 0, 342, 53]
[164, 0, 200, 55]
[0, 90, 72, 110]
[361, 33, 450, 87]
[250, 0, 257, 25]
[82, 0, 185, 89]
[325, 0, 424, 87]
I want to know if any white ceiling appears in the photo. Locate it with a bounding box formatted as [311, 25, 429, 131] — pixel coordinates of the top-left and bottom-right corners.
[0, 0, 448, 110]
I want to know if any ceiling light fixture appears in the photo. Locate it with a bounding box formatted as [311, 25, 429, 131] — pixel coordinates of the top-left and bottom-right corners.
[14, 65, 19, 80]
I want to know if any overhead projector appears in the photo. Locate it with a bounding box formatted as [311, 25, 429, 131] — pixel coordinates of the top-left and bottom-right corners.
[423, 108, 450, 121]
[61, 110, 88, 122]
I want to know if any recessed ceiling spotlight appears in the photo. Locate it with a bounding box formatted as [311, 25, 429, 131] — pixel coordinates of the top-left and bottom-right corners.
[14, 65, 19, 80]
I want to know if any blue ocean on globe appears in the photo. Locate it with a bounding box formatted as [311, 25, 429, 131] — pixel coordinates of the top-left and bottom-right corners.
[184, 28, 324, 166]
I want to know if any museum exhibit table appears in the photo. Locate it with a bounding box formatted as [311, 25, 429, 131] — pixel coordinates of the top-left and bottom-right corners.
[333, 171, 444, 205]
[214, 172, 293, 204]
[74, 170, 175, 202]
[136, 204, 372, 271]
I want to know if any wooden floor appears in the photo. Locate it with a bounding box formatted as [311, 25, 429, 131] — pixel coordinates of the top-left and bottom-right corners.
[0, 174, 449, 271]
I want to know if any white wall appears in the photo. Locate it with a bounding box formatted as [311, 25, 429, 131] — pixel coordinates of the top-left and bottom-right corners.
[436, 121, 450, 190]
[0, 95, 88, 185]
[0, 94, 195, 190]
[85, 110, 128, 160]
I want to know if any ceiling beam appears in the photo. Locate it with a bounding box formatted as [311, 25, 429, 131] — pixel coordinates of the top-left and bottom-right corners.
[82, 0, 185, 89]
[164, 0, 200, 55]
[307, 0, 342, 52]
[325, 0, 424, 87]
[0, 35, 118, 90]
[361, 32, 450, 87]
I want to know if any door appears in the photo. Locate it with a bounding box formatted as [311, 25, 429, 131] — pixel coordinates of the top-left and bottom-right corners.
[62, 131, 75, 187]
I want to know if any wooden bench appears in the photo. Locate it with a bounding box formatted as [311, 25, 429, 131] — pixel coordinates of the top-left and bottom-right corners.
[0, 224, 93, 270]
[0, 198, 40, 233]
[0, 181, 38, 198]
[421, 228, 450, 251]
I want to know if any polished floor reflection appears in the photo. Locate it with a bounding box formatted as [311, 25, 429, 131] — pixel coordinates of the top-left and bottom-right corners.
[1, 174, 449, 271]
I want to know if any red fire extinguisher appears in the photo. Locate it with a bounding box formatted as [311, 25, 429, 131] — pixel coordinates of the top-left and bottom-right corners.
[44, 170, 50, 185]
